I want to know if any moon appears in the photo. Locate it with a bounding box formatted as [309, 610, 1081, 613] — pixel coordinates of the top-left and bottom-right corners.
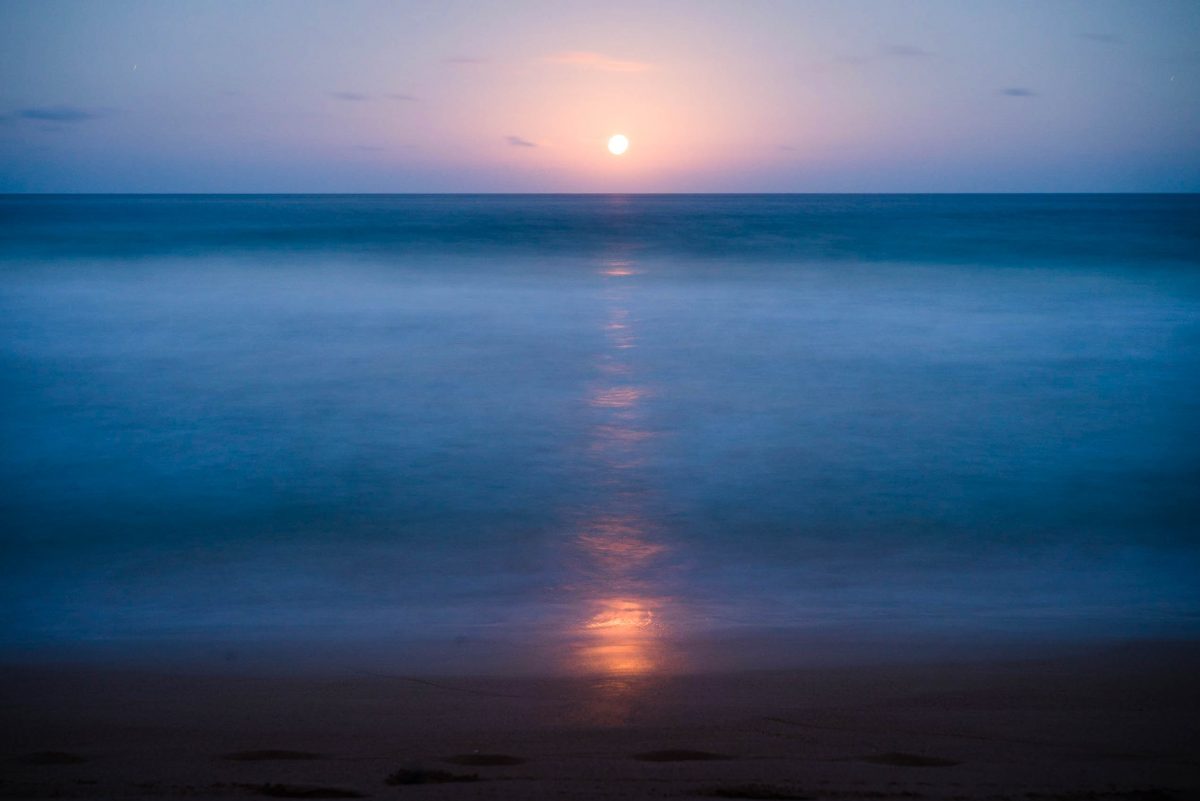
[607, 134, 629, 156]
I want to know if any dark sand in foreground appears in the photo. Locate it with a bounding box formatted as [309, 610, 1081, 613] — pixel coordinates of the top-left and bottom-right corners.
[3, 642, 1198, 800]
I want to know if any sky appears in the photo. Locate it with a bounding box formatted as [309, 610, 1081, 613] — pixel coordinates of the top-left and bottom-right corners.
[0, 0, 1198, 192]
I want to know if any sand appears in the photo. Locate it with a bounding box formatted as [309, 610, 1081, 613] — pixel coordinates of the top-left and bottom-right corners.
[3, 641, 1198, 800]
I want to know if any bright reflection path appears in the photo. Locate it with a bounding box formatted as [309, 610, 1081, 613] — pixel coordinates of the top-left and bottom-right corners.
[582, 597, 660, 676]
[560, 252, 679, 723]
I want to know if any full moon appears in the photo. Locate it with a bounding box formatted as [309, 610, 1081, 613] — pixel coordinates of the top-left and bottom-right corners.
[607, 134, 629, 156]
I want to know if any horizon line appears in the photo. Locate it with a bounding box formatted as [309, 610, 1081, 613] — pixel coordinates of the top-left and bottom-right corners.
[3, 190, 1197, 197]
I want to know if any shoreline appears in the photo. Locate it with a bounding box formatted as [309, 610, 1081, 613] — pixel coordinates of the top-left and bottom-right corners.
[4, 640, 1197, 800]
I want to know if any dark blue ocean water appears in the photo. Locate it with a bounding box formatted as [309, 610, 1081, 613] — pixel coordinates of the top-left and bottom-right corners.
[2, 195, 1199, 674]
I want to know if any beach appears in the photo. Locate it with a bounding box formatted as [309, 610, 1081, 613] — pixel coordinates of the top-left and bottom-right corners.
[3, 195, 1199, 798]
[5, 0, 1200, 796]
[4, 642, 1198, 800]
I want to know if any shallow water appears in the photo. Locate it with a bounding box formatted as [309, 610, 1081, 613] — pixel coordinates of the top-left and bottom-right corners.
[2, 195, 1199, 674]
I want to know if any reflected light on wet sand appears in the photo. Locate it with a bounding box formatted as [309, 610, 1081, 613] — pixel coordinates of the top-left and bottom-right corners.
[556, 255, 684, 724]
[578, 597, 663, 677]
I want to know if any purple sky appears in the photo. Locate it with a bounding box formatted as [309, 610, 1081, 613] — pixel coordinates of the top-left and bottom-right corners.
[1, 0, 1198, 192]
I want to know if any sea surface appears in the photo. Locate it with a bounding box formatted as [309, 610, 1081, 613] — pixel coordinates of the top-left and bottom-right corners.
[2, 194, 1199, 675]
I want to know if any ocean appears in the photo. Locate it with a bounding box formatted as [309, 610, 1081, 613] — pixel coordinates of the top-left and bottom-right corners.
[2, 194, 1198, 675]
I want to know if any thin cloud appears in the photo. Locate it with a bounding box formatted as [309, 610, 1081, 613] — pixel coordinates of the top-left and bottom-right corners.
[1001, 87, 1036, 97]
[1081, 33, 1121, 44]
[16, 105, 110, 122]
[832, 45, 932, 68]
[388, 93, 418, 101]
[832, 54, 871, 67]
[446, 56, 488, 65]
[331, 91, 369, 101]
[542, 51, 652, 73]
[506, 135, 537, 148]
[883, 44, 930, 59]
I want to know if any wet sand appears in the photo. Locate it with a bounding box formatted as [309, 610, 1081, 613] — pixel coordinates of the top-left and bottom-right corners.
[3, 641, 1198, 800]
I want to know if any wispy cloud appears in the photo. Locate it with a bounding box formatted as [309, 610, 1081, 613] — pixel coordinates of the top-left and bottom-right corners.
[882, 44, 930, 59]
[16, 105, 111, 122]
[506, 135, 536, 148]
[1081, 33, 1121, 45]
[542, 51, 652, 73]
[832, 44, 932, 68]
[1000, 87, 1036, 97]
[832, 54, 870, 67]
[333, 90, 418, 103]
[446, 56, 488, 65]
